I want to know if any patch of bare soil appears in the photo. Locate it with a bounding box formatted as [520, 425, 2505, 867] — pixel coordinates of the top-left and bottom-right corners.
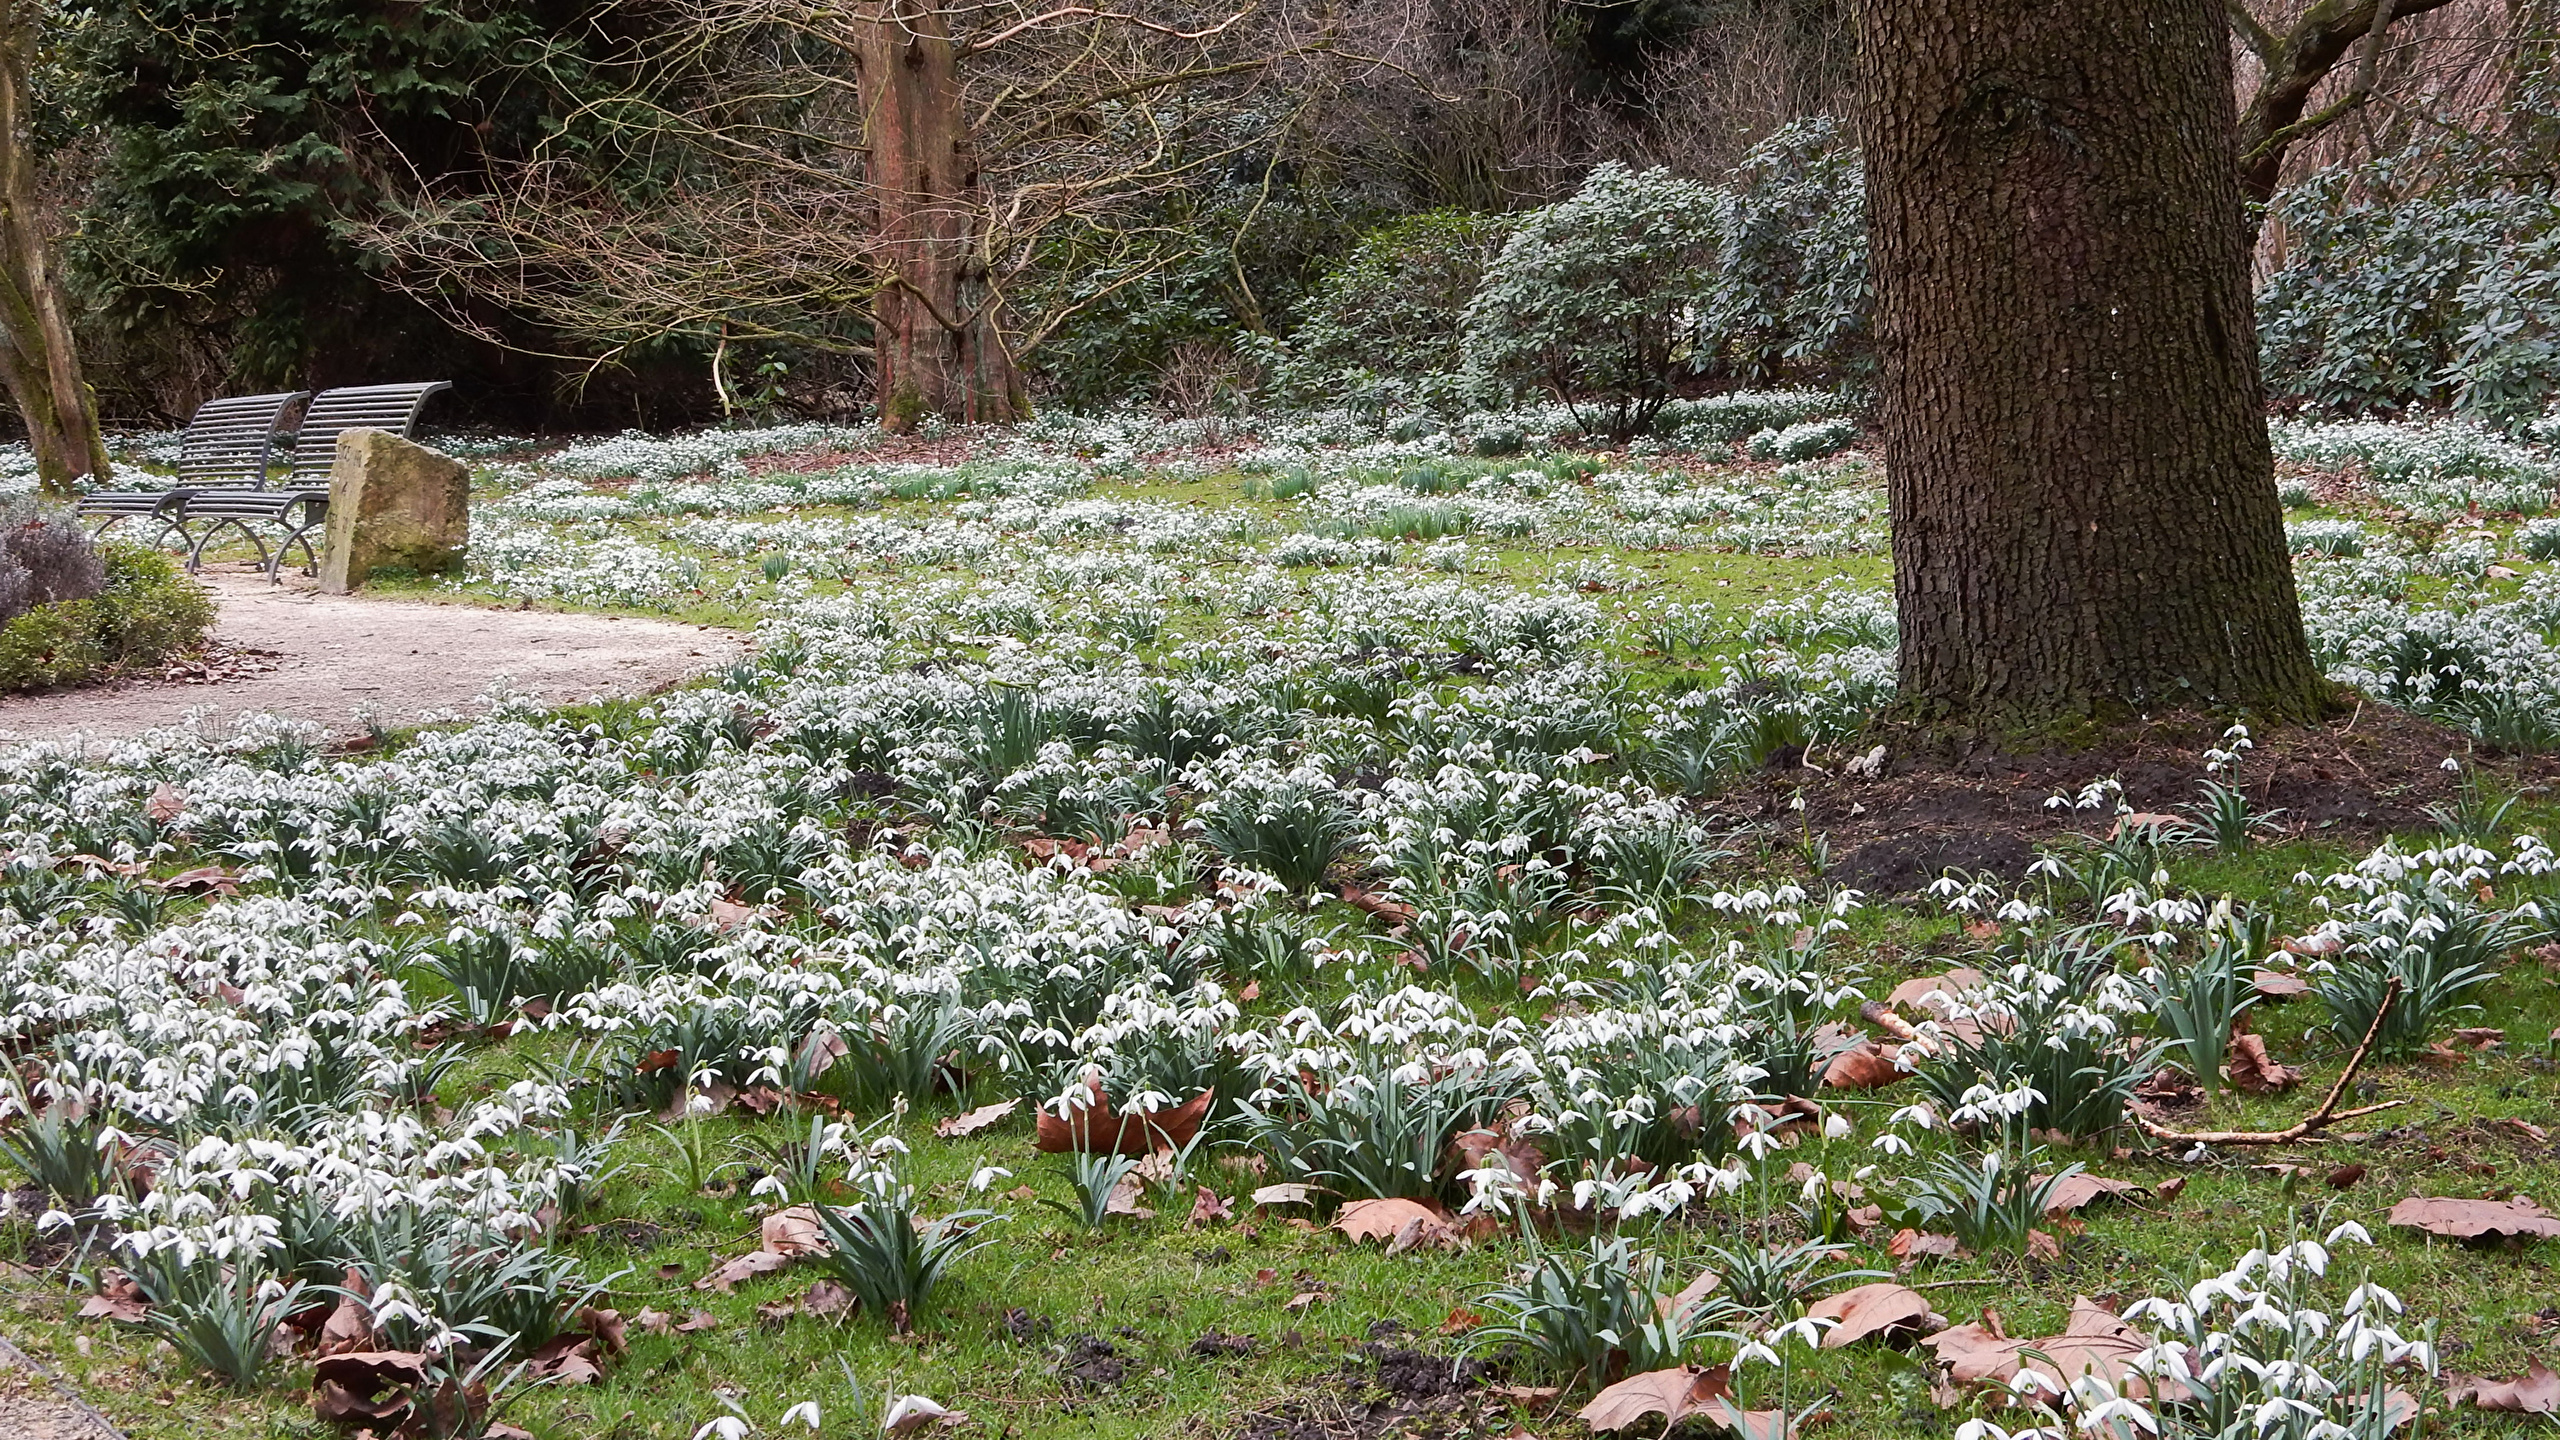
[1229, 1343, 1509, 1440]
[1713, 706, 2557, 895]
[0, 568, 746, 751]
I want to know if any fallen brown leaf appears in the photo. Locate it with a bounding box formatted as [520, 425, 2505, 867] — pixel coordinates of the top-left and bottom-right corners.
[1334, 1197, 1460, 1250]
[2457, 1361, 2560, 1413]
[310, 1351, 431, 1427]
[1579, 1364, 1732, 1433]
[2388, 1195, 2560, 1242]
[1820, 1040, 1905, 1091]
[935, 1099, 1020, 1138]
[1104, 1173, 1156, 1220]
[2040, 1174, 2146, 1216]
[1188, 1186, 1233, 1227]
[146, 782, 186, 824]
[1033, 1081, 1213, 1157]
[1811, 1282, 1936, 1348]
[696, 1248, 795, 1292]
[2250, 970, 2310, 1000]
[1250, 1182, 1315, 1208]
[760, 1205, 828, 1258]
[1888, 1229, 1959, 1263]
[2226, 1030, 2301, 1094]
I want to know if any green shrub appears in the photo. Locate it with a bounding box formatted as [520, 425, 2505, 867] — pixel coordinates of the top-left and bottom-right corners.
[1462, 164, 1726, 438]
[0, 542, 214, 693]
[1264, 209, 1518, 408]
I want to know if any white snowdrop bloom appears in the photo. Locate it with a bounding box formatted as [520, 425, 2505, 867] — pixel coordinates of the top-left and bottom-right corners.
[693, 1419, 751, 1440]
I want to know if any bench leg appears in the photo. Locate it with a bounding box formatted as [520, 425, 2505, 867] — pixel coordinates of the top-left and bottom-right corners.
[187, 518, 272, 578]
[273, 521, 324, 582]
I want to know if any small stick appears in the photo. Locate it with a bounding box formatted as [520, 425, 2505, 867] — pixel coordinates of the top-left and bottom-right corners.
[1860, 1001, 1923, 1045]
[2138, 978, 2402, 1147]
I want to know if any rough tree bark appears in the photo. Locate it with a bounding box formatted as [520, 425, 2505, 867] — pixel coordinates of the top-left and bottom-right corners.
[0, 0, 108, 494]
[855, 0, 1029, 431]
[1860, 0, 2327, 733]
[2226, 0, 2459, 217]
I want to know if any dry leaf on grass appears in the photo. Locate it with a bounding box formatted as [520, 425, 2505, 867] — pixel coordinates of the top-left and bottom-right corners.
[1032, 1080, 1213, 1156]
[76, 1273, 151, 1323]
[1820, 1040, 1905, 1090]
[2226, 1030, 2301, 1094]
[1809, 1283, 1937, 1348]
[311, 1351, 432, 1426]
[801, 1280, 855, 1319]
[1578, 1364, 1732, 1433]
[1886, 970, 1983, 1012]
[2040, 1174, 2146, 1216]
[2250, 970, 2310, 1000]
[146, 782, 185, 823]
[1926, 1298, 2175, 1399]
[2447, 1027, 2507, 1051]
[1104, 1174, 1156, 1220]
[1448, 1123, 1545, 1181]
[1250, 1182, 1315, 1207]
[760, 1205, 828, 1257]
[1334, 1197, 1461, 1250]
[935, 1099, 1019, 1138]
[2455, 1362, 2560, 1413]
[1188, 1186, 1233, 1226]
[696, 1248, 794, 1292]
[2388, 1196, 2560, 1241]
[156, 864, 242, 895]
[1888, 1229, 1960, 1263]
[1657, 1270, 1721, 1323]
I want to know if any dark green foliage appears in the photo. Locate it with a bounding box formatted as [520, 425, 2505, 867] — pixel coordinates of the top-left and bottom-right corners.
[65, 0, 612, 402]
[0, 540, 213, 692]
[2257, 57, 2560, 428]
[1261, 209, 1519, 410]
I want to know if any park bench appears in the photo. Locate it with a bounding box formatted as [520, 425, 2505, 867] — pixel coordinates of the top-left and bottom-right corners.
[180, 382, 453, 581]
[76, 390, 309, 548]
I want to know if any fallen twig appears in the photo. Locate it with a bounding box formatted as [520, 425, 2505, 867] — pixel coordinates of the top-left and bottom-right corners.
[1859, 1000, 1924, 1045]
[2137, 978, 2403, 1147]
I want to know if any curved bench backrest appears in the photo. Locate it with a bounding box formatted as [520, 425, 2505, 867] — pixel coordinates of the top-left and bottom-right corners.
[178, 391, 308, 489]
[286, 383, 454, 483]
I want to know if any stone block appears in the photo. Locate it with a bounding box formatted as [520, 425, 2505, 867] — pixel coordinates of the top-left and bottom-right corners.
[318, 429, 469, 594]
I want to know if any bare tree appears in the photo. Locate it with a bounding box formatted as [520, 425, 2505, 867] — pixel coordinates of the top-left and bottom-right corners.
[356, 0, 1346, 428]
[2224, 0, 2465, 213]
[0, 0, 108, 492]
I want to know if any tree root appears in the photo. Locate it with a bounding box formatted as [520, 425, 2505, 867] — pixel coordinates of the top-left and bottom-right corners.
[2137, 978, 2404, 1147]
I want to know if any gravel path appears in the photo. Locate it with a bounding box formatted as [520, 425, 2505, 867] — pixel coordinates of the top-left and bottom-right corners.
[0, 1333, 124, 1440]
[0, 568, 747, 750]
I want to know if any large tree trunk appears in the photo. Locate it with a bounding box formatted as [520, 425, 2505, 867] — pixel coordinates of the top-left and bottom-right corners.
[0, 0, 108, 495]
[854, 1, 1028, 431]
[1860, 0, 2326, 732]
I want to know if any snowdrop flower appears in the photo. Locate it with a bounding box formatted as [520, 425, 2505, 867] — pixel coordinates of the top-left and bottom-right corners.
[1821, 1111, 1853, 1141]
[1731, 1339, 1782, 1371]
[968, 1166, 1011, 1192]
[750, 1173, 789, 1199]
[693, 1419, 750, 1440]
[779, 1401, 821, 1429]
[1870, 1132, 1913, 1156]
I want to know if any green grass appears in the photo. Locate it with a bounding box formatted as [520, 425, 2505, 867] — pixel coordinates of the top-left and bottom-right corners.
[17, 447, 2560, 1438]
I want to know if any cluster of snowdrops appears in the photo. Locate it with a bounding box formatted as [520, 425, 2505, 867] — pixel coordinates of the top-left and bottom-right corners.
[0, 400, 2555, 1436]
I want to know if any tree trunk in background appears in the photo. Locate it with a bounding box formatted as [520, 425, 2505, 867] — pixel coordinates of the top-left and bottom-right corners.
[0, 0, 109, 494]
[855, 1, 1028, 431]
[1859, 0, 2326, 732]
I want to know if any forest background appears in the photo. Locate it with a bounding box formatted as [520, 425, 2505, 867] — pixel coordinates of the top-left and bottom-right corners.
[4, 0, 2554, 435]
